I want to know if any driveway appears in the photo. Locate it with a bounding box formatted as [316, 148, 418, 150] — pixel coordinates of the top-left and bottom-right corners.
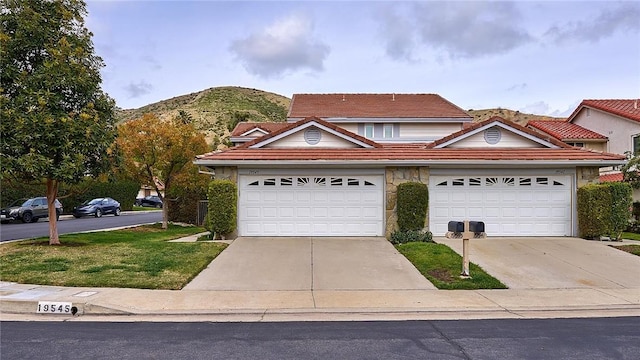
[436, 237, 640, 289]
[184, 237, 435, 291]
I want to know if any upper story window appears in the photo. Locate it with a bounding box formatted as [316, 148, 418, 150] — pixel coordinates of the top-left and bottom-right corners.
[364, 124, 374, 139]
[567, 142, 585, 148]
[383, 124, 393, 138]
[633, 135, 640, 155]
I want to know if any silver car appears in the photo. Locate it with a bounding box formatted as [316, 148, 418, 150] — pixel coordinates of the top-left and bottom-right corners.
[1, 197, 63, 223]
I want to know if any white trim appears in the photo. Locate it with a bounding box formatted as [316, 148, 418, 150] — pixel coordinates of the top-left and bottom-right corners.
[434, 121, 561, 149]
[238, 168, 385, 176]
[430, 168, 576, 176]
[195, 159, 624, 167]
[288, 117, 472, 123]
[248, 121, 375, 149]
[240, 128, 269, 137]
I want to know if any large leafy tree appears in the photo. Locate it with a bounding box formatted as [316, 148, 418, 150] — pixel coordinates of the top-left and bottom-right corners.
[116, 113, 208, 229]
[1, 0, 116, 244]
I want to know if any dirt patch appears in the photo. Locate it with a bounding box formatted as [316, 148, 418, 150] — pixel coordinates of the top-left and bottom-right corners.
[427, 269, 457, 283]
[610, 245, 640, 256]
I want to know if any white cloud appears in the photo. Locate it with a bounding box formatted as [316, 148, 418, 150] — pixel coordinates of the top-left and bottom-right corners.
[124, 81, 153, 99]
[545, 3, 640, 44]
[230, 13, 330, 78]
[377, 7, 417, 61]
[519, 101, 550, 115]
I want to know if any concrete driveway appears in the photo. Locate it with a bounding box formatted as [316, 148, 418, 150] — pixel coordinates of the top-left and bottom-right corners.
[436, 237, 640, 289]
[184, 237, 435, 291]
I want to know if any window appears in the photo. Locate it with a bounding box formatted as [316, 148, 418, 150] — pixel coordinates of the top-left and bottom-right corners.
[383, 124, 393, 138]
[364, 124, 374, 139]
[633, 135, 640, 155]
[567, 142, 585, 148]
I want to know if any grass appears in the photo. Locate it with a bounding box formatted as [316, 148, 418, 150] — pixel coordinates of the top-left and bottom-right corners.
[621, 232, 640, 241]
[611, 244, 640, 256]
[0, 223, 226, 290]
[396, 242, 507, 290]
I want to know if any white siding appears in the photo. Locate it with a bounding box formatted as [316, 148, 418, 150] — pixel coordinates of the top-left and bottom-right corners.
[572, 109, 640, 155]
[448, 127, 544, 148]
[399, 123, 462, 138]
[264, 129, 360, 148]
[339, 124, 358, 133]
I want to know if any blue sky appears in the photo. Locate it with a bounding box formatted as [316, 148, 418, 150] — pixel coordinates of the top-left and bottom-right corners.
[86, 1, 640, 116]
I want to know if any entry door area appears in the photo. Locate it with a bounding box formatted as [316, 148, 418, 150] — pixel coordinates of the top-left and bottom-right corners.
[239, 174, 384, 236]
[429, 174, 573, 236]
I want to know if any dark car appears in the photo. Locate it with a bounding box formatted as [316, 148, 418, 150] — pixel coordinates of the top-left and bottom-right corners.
[1, 197, 63, 223]
[135, 195, 163, 208]
[73, 197, 121, 218]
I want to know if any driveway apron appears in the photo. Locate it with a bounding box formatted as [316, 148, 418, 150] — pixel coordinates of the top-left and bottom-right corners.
[184, 237, 435, 291]
[436, 237, 640, 289]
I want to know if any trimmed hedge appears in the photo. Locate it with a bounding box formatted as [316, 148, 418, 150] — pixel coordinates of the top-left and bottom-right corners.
[390, 229, 433, 244]
[206, 179, 237, 239]
[578, 182, 632, 240]
[397, 182, 429, 231]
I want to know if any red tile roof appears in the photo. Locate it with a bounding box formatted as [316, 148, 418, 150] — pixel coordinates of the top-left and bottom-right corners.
[426, 116, 571, 149]
[230, 122, 289, 137]
[600, 172, 624, 183]
[238, 116, 382, 149]
[527, 120, 607, 140]
[288, 94, 472, 119]
[568, 99, 640, 123]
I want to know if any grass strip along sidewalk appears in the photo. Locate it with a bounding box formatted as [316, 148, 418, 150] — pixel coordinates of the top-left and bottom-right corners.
[396, 242, 507, 290]
[0, 224, 226, 290]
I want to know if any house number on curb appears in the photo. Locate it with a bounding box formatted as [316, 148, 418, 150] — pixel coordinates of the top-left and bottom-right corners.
[36, 301, 73, 314]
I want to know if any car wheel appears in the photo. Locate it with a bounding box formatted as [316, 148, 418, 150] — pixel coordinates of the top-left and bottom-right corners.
[95, 208, 102, 218]
[156, 203, 162, 208]
[32, 217, 39, 223]
[56, 211, 60, 221]
[22, 212, 33, 223]
[73, 214, 81, 219]
[114, 207, 121, 216]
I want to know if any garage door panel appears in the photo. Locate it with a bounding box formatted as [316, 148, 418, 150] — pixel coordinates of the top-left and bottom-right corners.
[430, 175, 572, 236]
[240, 174, 384, 236]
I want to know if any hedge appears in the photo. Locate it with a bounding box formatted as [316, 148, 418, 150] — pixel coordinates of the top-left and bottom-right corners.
[396, 182, 429, 231]
[167, 177, 208, 225]
[206, 179, 237, 239]
[577, 182, 632, 240]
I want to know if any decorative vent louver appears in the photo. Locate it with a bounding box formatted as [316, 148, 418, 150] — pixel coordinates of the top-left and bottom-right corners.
[304, 127, 322, 145]
[484, 127, 502, 145]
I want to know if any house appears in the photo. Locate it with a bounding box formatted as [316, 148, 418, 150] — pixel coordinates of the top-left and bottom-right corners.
[230, 122, 289, 147]
[195, 94, 625, 238]
[527, 120, 608, 152]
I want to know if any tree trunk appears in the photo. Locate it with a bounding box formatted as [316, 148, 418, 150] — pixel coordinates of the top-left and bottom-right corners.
[46, 178, 60, 245]
[162, 199, 168, 229]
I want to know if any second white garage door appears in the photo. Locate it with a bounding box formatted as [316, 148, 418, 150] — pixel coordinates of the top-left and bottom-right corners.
[239, 174, 384, 236]
[430, 174, 573, 236]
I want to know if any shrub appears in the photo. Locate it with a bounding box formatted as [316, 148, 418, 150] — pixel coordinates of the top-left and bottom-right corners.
[607, 182, 632, 240]
[206, 179, 237, 239]
[396, 182, 429, 231]
[577, 182, 632, 240]
[390, 230, 433, 244]
[167, 171, 209, 225]
[632, 201, 640, 221]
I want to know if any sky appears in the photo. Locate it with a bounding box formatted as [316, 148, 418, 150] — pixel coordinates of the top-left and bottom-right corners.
[85, 0, 640, 117]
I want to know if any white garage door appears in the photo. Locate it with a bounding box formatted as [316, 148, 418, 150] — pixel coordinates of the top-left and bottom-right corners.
[430, 175, 572, 236]
[239, 174, 384, 236]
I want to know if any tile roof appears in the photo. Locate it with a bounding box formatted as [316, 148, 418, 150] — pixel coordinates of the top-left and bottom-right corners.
[287, 93, 472, 119]
[600, 172, 624, 183]
[426, 116, 571, 149]
[230, 122, 289, 137]
[238, 116, 382, 149]
[568, 99, 640, 123]
[527, 120, 608, 140]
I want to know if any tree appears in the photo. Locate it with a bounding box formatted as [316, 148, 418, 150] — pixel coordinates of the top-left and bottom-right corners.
[1, 0, 116, 245]
[622, 152, 640, 189]
[116, 113, 208, 229]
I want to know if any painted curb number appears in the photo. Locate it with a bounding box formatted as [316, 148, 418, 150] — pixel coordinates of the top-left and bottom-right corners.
[37, 301, 73, 314]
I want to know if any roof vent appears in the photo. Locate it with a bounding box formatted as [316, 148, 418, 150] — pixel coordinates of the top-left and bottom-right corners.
[304, 127, 322, 145]
[484, 127, 502, 145]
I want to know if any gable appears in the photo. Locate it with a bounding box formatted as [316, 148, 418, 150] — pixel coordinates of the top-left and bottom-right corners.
[242, 128, 269, 137]
[263, 126, 361, 149]
[447, 125, 546, 148]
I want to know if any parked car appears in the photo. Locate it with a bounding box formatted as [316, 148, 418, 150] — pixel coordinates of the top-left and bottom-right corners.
[73, 197, 121, 218]
[135, 195, 163, 208]
[0, 197, 62, 223]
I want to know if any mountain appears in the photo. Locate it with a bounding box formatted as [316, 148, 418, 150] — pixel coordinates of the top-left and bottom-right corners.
[116, 86, 290, 148]
[116, 87, 564, 148]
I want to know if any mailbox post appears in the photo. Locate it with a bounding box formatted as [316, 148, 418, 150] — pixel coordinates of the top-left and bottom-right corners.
[446, 220, 486, 278]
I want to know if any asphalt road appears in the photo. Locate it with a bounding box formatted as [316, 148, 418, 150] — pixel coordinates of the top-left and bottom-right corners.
[0, 211, 163, 242]
[1, 317, 639, 359]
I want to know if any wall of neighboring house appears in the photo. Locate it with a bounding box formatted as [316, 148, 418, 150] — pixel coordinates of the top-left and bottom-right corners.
[137, 187, 160, 199]
[447, 127, 545, 148]
[335, 122, 462, 142]
[572, 109, 640, 155]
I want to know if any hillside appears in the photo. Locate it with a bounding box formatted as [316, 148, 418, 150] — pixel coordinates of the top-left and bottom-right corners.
[468, 108, 565, 125]
[116, 87, 564, 149]
[116, 86, 290, 148]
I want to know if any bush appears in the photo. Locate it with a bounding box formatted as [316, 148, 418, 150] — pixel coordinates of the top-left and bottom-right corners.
[578, 182, 632, 240]
[206, 179, 237, 239]
[397, 182, 429, 231]
[390, 229, 433, 244]
[167, 171, 209, 225]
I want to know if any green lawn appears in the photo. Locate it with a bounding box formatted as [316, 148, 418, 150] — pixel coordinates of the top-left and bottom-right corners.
[621, 232, 640, 241]
[611, 244, 640, 256]
[396, 242, 507, 290]
[0, 223, 226, 290]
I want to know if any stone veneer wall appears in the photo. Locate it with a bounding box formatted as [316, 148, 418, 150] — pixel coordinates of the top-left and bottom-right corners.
[576, 166, 600, 187]
[385, 166, 430, 238]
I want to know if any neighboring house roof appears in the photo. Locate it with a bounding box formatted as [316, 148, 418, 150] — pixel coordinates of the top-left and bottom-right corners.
[600, 172, 624, 183]
[527, 120, 608, 141]
[195, 116, 625, 166]
[567, 99, 640, 123]
[287, 93, 472, 120]
[230, 122, 289, 137]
